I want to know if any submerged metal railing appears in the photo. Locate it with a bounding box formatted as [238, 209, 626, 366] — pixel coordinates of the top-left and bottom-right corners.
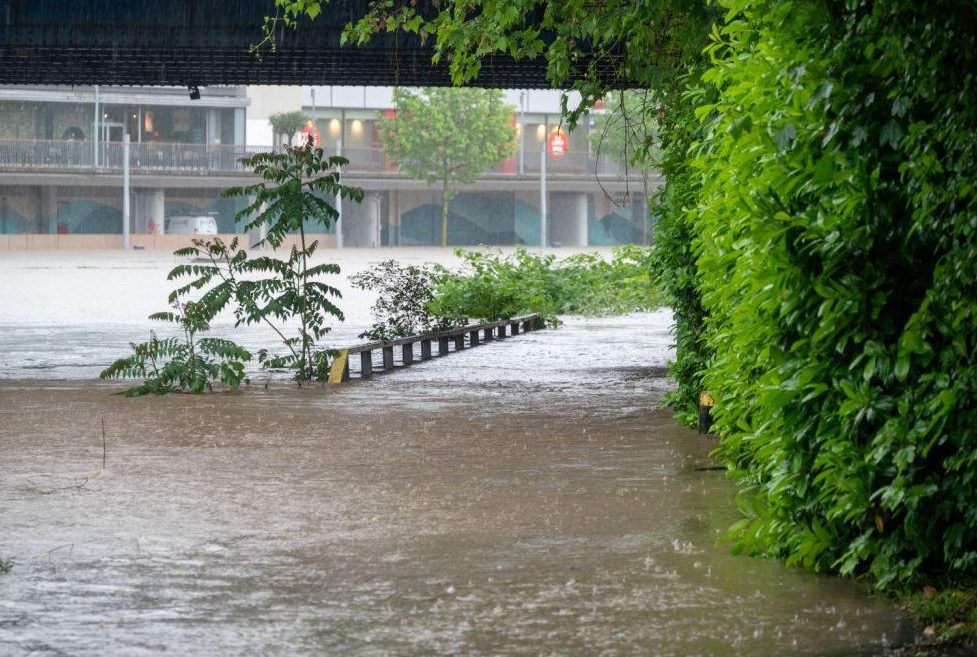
[327, 314, 544, 383]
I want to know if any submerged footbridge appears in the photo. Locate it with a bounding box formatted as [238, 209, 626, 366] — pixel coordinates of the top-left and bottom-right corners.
[0, 0, 620, 88]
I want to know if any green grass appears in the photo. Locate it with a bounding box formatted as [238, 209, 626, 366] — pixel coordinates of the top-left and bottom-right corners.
[0, 558, 13, 574]
[902, 587, 977, 651]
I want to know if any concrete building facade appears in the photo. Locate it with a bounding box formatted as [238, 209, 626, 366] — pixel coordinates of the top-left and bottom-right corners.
[0, 85, 657, 250]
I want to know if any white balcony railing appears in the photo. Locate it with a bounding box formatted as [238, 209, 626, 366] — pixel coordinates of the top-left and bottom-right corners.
[0, 139, 629, 177]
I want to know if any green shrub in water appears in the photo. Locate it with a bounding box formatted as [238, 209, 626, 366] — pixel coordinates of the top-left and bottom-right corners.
[428, 246, 659, 325]
[99, 301, 251, 396]
[350, 260, 460, 340]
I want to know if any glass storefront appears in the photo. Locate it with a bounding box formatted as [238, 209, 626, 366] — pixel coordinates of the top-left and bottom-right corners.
[0, 101, 243, 146]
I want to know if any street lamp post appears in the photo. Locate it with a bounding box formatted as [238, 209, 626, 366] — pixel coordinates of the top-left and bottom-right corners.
[540, 137, 547, 248]
[311, 88, 316, 144]
[335, 139, 343, 249]
[123, 133, 130, 250]
[518, 91, 525, 176]
[93, 85, 100, 168]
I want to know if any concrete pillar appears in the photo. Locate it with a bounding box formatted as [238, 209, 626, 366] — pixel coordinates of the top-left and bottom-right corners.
[133, 193, 146, 234]
[149, 189, 165, 234]
[385, 190, 400, 246]
[133, 189, 165, 234]
[39, 186, 58, 234]
[549, 192, 588, 247]
[342, 192, 381, 248]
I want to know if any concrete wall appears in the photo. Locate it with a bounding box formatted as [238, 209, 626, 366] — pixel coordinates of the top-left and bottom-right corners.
[246, 86, 303, 148]
[341, 193, 381, 248]
[549, 192, 588, 247]
[246, 87, 303, 121]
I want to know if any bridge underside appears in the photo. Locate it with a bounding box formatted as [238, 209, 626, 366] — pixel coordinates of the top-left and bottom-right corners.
[0, 0, 621, 88]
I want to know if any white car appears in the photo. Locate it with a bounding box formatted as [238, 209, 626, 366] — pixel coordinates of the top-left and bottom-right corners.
[164, 215, 219, 235]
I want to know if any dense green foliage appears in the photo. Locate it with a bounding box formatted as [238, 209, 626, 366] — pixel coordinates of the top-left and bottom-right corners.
[378, 88, 516, 246]
[648, 73, 710, 428]
[349, 260, 458, 340]
[688, 0, 977, 588]
[100, 301, 251, 396]
[429, 247, 658, 325]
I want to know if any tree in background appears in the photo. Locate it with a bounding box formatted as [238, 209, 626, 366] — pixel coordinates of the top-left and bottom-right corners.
[268, 110, 310, 148]
[589, 91, 662, 244]
[377, 88, 516, 247]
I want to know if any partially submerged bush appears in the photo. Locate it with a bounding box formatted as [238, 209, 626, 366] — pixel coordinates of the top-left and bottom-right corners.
[172, 237, 344, 383]
[100, 301, 251, 396]
[349, 260, 458, 340]
[428, 246, 659, 325]
[557, 245, 658, 316]
[430, 249, 562, 324]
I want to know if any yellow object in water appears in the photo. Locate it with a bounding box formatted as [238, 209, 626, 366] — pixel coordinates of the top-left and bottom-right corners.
[328, 349, 349, 384]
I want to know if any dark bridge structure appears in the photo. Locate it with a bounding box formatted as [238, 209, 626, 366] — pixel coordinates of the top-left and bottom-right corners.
[0, 0, 620, 88]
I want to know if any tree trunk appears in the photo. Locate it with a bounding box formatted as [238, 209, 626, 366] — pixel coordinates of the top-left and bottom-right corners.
[441, 179, 450, 248]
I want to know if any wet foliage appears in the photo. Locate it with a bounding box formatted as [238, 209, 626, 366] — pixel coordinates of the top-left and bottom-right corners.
[349, 260, 458, 341]
[429, 246, 659, 325]
[649, 71, 711, 429]
[671, 0, 977, 591]
[167, 237, 344, 383]
[103, 140, 365, 390]
[99, 300, 251, 396]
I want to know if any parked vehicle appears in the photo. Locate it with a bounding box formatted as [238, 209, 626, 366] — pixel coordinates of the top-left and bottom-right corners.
[164, 214, 218, 235]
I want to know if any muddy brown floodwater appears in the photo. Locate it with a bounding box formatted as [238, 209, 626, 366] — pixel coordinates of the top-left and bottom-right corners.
[0, 252, 910, 655]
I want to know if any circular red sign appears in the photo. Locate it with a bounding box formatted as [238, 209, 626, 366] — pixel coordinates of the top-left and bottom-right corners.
[547, 129, 569, 159]
[300, 125, 321, 147]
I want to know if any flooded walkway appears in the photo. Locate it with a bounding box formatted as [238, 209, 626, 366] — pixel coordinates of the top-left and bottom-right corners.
[0, 252, 909, 655]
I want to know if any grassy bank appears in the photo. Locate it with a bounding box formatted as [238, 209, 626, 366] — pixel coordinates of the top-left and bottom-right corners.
[896, 588, 977, 656]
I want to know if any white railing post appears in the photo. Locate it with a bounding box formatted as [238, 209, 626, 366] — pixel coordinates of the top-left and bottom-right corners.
[123, 133, 131, 250]
[540, 140, 547, 248]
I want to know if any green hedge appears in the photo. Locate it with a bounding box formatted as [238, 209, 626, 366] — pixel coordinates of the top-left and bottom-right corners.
[659, 0, 977, 588]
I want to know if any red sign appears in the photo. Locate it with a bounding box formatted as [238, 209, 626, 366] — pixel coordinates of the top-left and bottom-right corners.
[547, 129, 569, 159]
[300, 124, 321, 147]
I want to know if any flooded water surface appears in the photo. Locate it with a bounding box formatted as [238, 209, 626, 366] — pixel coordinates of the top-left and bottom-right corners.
[0, 251, 909, 655]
